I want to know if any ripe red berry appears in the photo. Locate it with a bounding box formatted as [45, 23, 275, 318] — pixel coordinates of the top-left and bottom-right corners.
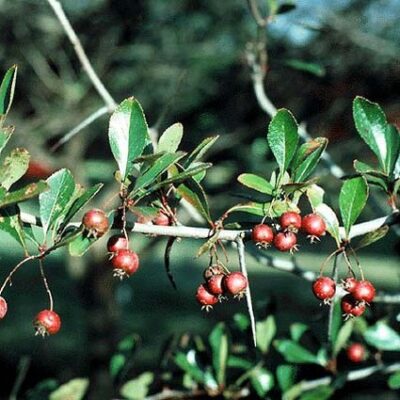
[273, 232, 298, 252]
[223, 272, 247, 298]
[312, 277, 336, 303]
[152, 210, 170, 226]
[0, 296, 8, 319]
[341, 294, 366, 318]
[82, 209, 109, 238]
[346, 343, 366, 363]
[342, 277, 358, 293]
[203, 265, 224, 280]
[107, 235, 128, 253]
[352, 280, 375, 303]
[196, 284, 219, 311]
[280, 212, 302, 231]
[207, 274, 225, 296]
[301, 213, 326, 241]
[252, 224, 274, 247]
[34, 310, 61, 336]
[111, 249, 139, 279]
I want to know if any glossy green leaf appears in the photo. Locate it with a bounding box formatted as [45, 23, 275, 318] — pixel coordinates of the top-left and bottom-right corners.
[49, 378, 89, 400]
[285, 59, 325, 77]
[238, 173, 274, 195]
[174, 351, 205, 384]
[315, 204, 341, 246]
[299, 385, 334, 400]
[68, 231, 101, 257]
[256, 315, 276, 354]
[110, 354, 126, 378]
[353, 96, 388, 172]
[0, 181, 48, 209]
[333, 319, 354, 356]
[339, 177, 369, 237]
[134, 152, 185, 191]
[227, 356, 253, 370]
[291, 138, 328, 182]
[274, 340, 320, 365]
[0, 65, 17, 120]
[118, 333, 138, 352]
[233, 313, 250, 331]
[277, 364, 297, 392]
[0, 148, 30, 190]
[0, 126, 14, 155]
[209, 322, 228, 386]
[388, 371, 400, 389]
[290, 323, 308, 342]
[228, 200, 299, 218]
[120, 372, 154, 400]
[329, 299, 342, 348]
[26, 379, 59, 400]
[355, 225, 389, 249]
[39, 169, 75, 235]
[282, 178, 318, 195]
[384, 124, 400, 175]
[183, 136, 219, 167]
[250, 367, 274, 397]
[129, 206, 159, 220]
[157, 122, 183, 153]
[109, 98, 148, 181]
[268, 109, 299, 173]
[353, 159, 378, 174]
[364, 321, 400, 351]
[306, 185, 324, 210]
[0, 206, 28, 252]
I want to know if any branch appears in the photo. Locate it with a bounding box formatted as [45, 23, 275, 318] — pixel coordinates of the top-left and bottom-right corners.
[246, 0, 268, 27]
[46, 0, 117, 111]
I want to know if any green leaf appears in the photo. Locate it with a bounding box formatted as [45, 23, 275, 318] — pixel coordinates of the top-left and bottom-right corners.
[285, 59, 325, 77]
[277, 364, 297, 392]
[355, 225, 389, 250]
[227, 356, 253, 370]
[268, 109, 299, 173]
[110, 354, 126, 378]
[49, 378, 89, 400]
[183, 136, 219, 167]
[388, 371, 400, 389]
[0, 65, 17, 121]
[339, 177, 369, 237]
[250, 367, 274, 397]
[129, 206, 159, 220]
[256, 315, 276, 354]
[364, 321, 400, 351]
[68, 231, 100, 256]
[329, 299, 342, 348]
[299, 385, 334, 400]
[39, 169, 75, 235]
[290, 323, 308, 342]
[118, 333, 138, 352]
[315, 204, 341, 246]
[0, 181, 48, 209]
[109, 98, 148, 181]
[134, 152, 185, 191]
[157, 122, 183, 153]
[274, 340, 320, 364]
[353, 159, 379, 174]
[0, 126, 14, 156]
[384, 124, 400, 175]
[291, 138, 328, 182]
[228, 200, 299, 218]
[238, 173, 274, 195]
[209, 322, 228, 386]
[26, 379, 59, 400]
[0, 148, 30, 190]
[353, 96, 388, 172]
[233, 313, 250, 331]
[120, 372, 154, 400]
[0, 206, 28, 252]
[174, 351, 205, 384]
[306, 185, 324, 210]
[333, 319, 354, 357]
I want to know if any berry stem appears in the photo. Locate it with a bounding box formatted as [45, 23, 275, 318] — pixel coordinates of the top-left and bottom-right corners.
[319, 248, 343, 275]
[327, 253, 340, 346]
[39, 259, 54, 311]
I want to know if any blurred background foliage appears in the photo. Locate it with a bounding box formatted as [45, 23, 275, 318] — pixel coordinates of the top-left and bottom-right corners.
[0, 0, 399, 398]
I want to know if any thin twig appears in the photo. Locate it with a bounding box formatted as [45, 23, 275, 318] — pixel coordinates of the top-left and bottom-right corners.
[246, 0, 268, 27]
[39, 258, 54, 311]
[46, 0, 117, 111]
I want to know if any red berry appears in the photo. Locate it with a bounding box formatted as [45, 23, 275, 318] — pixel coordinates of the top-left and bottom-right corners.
[111, 249, 139, 279]
[342, 277, 358, 293]
[34, 310, 61, 336]
[223, 272, 247, 297]
[352, 280, 375, 303]
[0, 296, 8, 319]
[312, 277, 336, 303]
[252, 224, 274, 247]
[346, 343, 366, 363]
[107, 235, 128, 253]
[207, 274, 225, 296]
[341, 294, 366, 318]
[196, 284, 219, 311]
[280, 212, 302, 231]
[273, 232, 298, 252]
[203, 265, 224, 280]
[152, 210, 170, 226]
[301, 213, 326, 241]
[82, 209, 109, 238]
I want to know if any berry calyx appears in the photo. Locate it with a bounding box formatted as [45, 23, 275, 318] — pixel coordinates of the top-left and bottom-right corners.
[312, 277, 336, 303]
[111, 249, 140, 279]
[107, 235, 128, 254]
[301, 213, 326, 242]
[341, 294, 366, 319]
[152, 210, 171, 226]
[223, 272, 247, 298]
[82, 209, 109, 238]
[273, 232, 298, 253]
[196, 284, 219, 311]
[207, 274, 225, 296]
[0, 296, 8, 319]
[346, 343, 366, 363]
[342, 277, 358, 293]
[280, 212, 302, 232]
[34, 310, 61, 336]
[252, 224, 274, 247]
[352, 280, 376, 304]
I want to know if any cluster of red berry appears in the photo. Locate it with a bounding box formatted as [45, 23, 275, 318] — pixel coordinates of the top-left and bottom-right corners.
[312, 276, 375, 318]
[196, 266, 248, 311]
[251, 212, 327, 252]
